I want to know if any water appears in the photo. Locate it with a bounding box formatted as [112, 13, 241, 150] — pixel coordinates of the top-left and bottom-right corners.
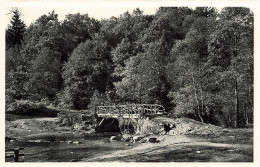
[6, 133, 136, 162]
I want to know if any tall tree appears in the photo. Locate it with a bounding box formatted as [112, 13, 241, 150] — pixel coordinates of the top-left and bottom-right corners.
[166, 8, 217, 122]
[208, 7, 253, 127]
[61, 37, 113, 109]
[24, 47, 62, 100]
[6, 8, 26, 49]
[5, 8, 27, 106]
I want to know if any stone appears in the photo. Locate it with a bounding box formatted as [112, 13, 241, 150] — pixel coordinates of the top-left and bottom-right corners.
[227, 149, 235, 152]
[169, 123, 176, 128]
[159, 123, 164, 126]
[110, 136, 117, 141]
[148, 137, 157, 143]
[67, 141, 73, 144]
[140, 139, 147, 143]
[122, 134, 132, 142]
[169, 130, 175, 135]
[124, 138, 131, 142]
[196, 151, 201, 154]
[70, 159, 80, 162]
[132, 135, 142, 142]
[73, 141, 81, 144]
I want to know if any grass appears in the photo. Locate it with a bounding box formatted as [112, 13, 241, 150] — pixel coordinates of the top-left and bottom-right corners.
[187, 128, 253, 145]
[101, 143, 253, 162]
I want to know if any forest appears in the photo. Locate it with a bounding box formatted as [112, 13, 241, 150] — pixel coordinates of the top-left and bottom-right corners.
[5, 7, 253, 128]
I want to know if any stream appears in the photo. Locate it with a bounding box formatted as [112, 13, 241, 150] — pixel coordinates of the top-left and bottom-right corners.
[5, 133, 138, 162]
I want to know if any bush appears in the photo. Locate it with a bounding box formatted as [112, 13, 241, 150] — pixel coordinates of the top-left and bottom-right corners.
[6, 100, 59, 117]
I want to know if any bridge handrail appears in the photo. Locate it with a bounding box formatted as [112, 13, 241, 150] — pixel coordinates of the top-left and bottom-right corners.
[96, 104, 165, 115]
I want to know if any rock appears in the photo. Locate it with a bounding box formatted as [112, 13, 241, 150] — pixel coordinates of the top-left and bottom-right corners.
[227, 149, 235, 152]
[34, 139, 43, 143]
[196, 151, 201, 154]
[10, 140, 15, 142]
[122, 134, 132, 138]
[124, 138, 131, 142]
[169, 130, 175, 135]
[132, 135, 142, 142]
[125, 144, 130, 146]
[70, 159, 80, 162]
[159, 123, 164, 126]
[67, 141, 73, 144]
[140, 139, 147, 143]
[110, 136, 117, 141]
[169, 123, 176, 128]
[122, 134, 132, 142]
[5, 137, 15, 141]
[148, 137, 157, 143]
[110, 135, 121, 141]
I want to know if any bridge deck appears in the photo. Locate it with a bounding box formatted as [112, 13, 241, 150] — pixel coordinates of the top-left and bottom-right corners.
[96, 104, 165, 118]
[97, 114, 140, 119]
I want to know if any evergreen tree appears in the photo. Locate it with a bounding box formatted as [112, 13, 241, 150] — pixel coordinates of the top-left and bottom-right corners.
[6, 8, 26, 49]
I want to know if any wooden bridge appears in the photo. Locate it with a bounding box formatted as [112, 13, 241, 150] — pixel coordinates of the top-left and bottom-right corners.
[95, 104, 165, 119]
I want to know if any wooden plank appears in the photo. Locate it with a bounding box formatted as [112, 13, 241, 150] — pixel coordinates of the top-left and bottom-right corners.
[14, 149, 19, 162]
[98, 117, 105, 126]
[5, 155, 14, 158]
[5, 148, 24, 152]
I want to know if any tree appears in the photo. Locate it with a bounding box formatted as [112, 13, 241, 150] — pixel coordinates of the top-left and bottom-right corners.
[208, 7, 253, 127]
[114, 41, 171, 108]
[6, 8, 26, 49]
[6, 47, 28, 101]
[24, 47, 62, 100]
[59, 13, 100, 62]
[166, 9, 217, 122]
[5, 8, 27, 106]
[61, 37, 113, 109]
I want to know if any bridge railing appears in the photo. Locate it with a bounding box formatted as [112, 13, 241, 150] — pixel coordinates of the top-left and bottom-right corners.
[96, 104, 165, 117]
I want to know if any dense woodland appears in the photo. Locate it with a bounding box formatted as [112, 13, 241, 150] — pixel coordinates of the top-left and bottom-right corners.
[6, 7, 253, 127]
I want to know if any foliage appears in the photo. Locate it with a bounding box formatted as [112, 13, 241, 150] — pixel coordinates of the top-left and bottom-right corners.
[6, 8, 26, 49]
[5, 7, 253, 127]
[61, 38, 112, 109]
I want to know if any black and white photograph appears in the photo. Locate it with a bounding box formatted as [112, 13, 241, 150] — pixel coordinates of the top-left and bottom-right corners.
[1, 0, 258, 164]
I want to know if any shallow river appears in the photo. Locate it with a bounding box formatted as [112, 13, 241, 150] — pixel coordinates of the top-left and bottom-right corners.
[6, 133, 137, 162]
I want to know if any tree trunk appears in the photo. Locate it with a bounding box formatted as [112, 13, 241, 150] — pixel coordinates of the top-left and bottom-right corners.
[198, 65, 205, 123]
[235, 79, 239, 128]
[191, 72, 203, 123]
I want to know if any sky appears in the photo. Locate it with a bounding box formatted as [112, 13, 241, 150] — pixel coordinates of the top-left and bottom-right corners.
[5, 6, 158, 27]
[4, 0, 235, 28]
[5, 0, 256, 28]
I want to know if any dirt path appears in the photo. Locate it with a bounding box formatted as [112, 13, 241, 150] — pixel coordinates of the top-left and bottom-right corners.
[82, 135, 191, 161]
[83, 135, 253, 162]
